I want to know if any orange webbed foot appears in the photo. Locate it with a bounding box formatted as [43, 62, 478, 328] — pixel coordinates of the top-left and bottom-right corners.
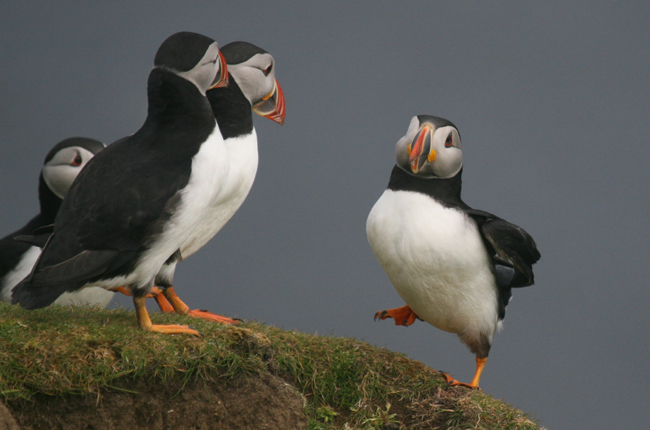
[160, 287, 240, 325]
[439, 357, 487, 390]
[187, 309, 241, 325]
[440, 372, 480, 390]
[134, 296, 201, 337]
[374, 305, 420, 326]
[146, 323, 202, 337]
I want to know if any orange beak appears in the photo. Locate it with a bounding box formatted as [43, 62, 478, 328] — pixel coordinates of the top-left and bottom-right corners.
[209, 51, 229, 89]
[409, 124, 433, 173]
[252, 79, 285, 125]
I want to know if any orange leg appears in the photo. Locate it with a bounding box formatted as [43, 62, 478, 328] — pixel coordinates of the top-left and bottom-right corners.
[133, 296, 201, 336]
[110, 286, 172, 305]
[161, 286, 239, 325]
[441, 356, 487, 390]
[151, 289, 174, 313]
[110, 286, 178, 313]
[374, 305, 420, 326]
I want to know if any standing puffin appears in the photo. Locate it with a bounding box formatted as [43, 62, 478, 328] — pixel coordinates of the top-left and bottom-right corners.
[367, 115, 540, 389]
[1, 137, 111, 306]
[151, 41, 285, 320]
[12, 32, 229, 336]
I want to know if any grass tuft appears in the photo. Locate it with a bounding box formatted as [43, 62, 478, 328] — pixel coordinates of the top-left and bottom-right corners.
[0, 302, 542, 429]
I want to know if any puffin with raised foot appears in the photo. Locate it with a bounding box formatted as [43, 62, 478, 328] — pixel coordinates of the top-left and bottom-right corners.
[0, 137, 112, 306]
[12, 32, 229, 336]
[367, 115, 540, 389]
[151, 41, 285, 320]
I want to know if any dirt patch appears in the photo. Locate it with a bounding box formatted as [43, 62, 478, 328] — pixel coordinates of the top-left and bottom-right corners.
[6, 373, 308, 430]
[0, 401, 20, 430]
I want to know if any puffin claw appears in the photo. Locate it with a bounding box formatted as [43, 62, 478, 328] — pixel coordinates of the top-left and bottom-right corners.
[188, 326, 204, 338]
[440, 371, 480, 390]
[374, 305, 419, 326]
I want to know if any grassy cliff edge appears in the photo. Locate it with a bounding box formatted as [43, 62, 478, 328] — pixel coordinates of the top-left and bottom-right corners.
[0, 303, 541, 429]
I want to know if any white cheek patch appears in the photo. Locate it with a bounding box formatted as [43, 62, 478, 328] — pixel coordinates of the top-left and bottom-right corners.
[42, 165, 75, 199]
[177, 43, 221, 95]
[230, 53, 278, 106]
[42, 147, 96, 199]
[430, 127, 463, 179]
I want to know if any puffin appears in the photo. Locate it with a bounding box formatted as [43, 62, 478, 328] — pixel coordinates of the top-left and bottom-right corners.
[0, 137, 112, 306]
[151, 41, 285, 320]
[367, 115, 540, 389]
[12, 31, 230, 336]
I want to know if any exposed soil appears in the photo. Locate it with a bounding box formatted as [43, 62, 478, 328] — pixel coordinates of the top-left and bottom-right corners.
[0, 401, 20, 430]
[5, 373, 308, 430]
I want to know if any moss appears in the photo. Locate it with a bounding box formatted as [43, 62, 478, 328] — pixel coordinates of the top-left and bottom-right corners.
[0, 302, 541, 429]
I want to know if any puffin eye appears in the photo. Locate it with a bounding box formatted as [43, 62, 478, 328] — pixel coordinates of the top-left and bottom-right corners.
[262, 64, 273, 77]
[445, 134, 453, 147]
[71, 153, 82, 167]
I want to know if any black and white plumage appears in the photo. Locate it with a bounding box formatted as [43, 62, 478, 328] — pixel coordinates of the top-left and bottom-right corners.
[0, 138, 112, 306]
[154, 41, 285, 297]
[368, 115, 540, 388]
[12, 32, 230, 335]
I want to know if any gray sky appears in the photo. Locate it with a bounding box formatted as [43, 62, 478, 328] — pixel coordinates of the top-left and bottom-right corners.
[1, 2, 649, 428]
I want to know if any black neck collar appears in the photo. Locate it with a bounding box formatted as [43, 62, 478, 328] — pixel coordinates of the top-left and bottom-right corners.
[387, 166, 468, 209]
[38, 174, 62, 223]
[207, 77, 254, 139]
[145, 68, 215, 129]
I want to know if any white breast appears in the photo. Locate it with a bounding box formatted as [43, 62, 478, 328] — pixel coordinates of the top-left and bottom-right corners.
[96, 126, 230, 294]
[54, 287, 114, 307]
[367, 189, 499, 338]
[180, 130, 258, 258]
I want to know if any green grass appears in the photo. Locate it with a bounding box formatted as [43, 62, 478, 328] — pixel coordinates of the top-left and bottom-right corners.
[0, 302, 541, 429]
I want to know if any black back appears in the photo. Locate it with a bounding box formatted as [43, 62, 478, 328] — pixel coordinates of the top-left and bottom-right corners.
[387, 166, 541, 321]
[12, 67, 218, 309]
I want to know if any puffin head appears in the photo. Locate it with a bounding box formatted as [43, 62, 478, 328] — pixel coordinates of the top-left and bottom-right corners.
[154, 31, 229, 96]
[396, 115, 462, 179]
[219, 41, 285, 125]
[42, 137, 105, 199]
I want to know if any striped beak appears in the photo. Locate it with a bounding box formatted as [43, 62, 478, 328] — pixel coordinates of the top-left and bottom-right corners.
[408, 123, 435, 174]
[252, 79, 285, 125]
[209, 51, 229, 89]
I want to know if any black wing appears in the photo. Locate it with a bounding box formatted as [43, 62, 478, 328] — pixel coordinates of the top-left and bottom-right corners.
[12, 134, 193, 309]
[12, 68, 219, 309]
[466, 209, 540, 288]
[466, 208, 540, 321]
[13, 224, 54, 248]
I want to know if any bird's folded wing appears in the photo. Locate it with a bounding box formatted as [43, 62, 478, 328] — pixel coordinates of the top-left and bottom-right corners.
[29, 249, 120, 287]
[466, 209, 540, 287]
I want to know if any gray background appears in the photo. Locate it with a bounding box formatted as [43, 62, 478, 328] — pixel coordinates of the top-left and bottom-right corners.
[1, 2, 649, 428]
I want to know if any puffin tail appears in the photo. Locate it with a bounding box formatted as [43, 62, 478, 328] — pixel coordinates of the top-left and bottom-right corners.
[11, 277, 68, 310]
